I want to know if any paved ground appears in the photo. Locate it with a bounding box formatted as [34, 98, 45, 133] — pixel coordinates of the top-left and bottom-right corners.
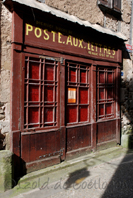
[2, 147, 133, 198]
[14, 153, 133, 198]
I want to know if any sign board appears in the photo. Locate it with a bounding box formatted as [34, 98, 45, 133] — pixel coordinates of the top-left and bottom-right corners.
[24, 21, 121, 62]
[126, 44, 132, 53]
[68, 88, 76, 103]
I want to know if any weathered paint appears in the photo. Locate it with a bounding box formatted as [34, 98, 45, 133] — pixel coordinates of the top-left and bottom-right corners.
[10, 3, 121, 173]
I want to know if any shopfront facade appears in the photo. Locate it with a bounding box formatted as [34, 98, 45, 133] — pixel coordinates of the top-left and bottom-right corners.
[5, 1, 124, 173]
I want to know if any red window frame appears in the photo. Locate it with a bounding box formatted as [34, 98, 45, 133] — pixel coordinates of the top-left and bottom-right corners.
[23, 55, 59, 130]
[66, 61, 90, 125]
[97, 67, 116, 120]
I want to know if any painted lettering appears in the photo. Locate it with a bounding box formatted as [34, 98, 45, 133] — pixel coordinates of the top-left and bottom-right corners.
[79, 39, 83, 48]
[91, 43, 94, 51]
[66, 36, 73, 45]
[26, 24, 33, 35]
[35, 28, 42, 38]
[88, 42, 91, 50]
[44, 29, 49, 40]
[51, 31, 56, 42]
[92, 52, 98, 56]
[95, 43, 98, 52]
[99, 44, 102, 53]
[73, 37, 78, 47]
[104, 45, 108, 54]
[58, 32, 62, 43]
[25, 23, 117, 60]
[110, 55, 114, 58]
[108, 47, 111, 55]
[112, 48, 116, 56]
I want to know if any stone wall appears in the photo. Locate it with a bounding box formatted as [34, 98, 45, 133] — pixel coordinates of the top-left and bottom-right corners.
[0, 3, 12, 150]
[45, 0, 104, 25]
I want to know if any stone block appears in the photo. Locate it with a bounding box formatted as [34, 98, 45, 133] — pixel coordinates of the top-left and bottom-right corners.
[0, 121, 10, 134]
[0, 150, 13, 192]
[121, 134, 133, 149]
[1, 70, 10, 103]
[5, 103, 10, 121]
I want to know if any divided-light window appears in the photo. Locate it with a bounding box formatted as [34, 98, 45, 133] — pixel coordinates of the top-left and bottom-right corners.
[98, 0, 121, 13]
[24, 57, 58, 129]
[97, 67, 115, 120]
[66, 62, 90, 124]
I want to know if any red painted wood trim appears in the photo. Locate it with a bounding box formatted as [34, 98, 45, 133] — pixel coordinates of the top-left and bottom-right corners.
[12, 11, 23, 44]
[12, 130, 21, 156]
[91, 64, 97, 150]
[11, 47, 21, 131]
[60, 62, 65, 127]
[60, 127, 66, 161]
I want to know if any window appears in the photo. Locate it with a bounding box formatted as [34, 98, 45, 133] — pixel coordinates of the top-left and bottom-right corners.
[24, 57, 58, 129]
[66, 62, 90, 124]
[98, 0, 121, 15]
[97, 67, 115, 120]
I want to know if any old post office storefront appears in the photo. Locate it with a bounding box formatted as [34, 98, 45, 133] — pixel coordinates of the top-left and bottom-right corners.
[4, 0, 125, 172]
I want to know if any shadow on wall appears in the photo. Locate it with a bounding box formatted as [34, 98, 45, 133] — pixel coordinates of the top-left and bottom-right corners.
[120, 45, 133, 146]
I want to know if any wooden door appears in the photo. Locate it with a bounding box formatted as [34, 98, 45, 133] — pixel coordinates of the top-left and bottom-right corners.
[20, 54, 63, 172]
[96, 66, 120, 148]
[65, 61, 92, 158]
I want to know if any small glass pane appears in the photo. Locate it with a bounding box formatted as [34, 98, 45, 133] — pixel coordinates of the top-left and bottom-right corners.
[106, 104, 112, 115]
[99, 89, 104, 100]
[45, 65, 54, 81]
[29, 108, 39, 123]
[108, 72, 113, 83]
[99, 72, 105, 83]
[29, 62, 39, 79]
[44, 107, 53, 122]
[44, 86, 53, 102]
[29, 85, 39, 101]
[99, 104, 104, 116]
[79, 88, 88, 104]
[79, 106, 88, 122]
[67, 106, 77, 123]
[107, 88, 113, 99]
[69, 68, 76, 82]
[80, 70, 86, 83]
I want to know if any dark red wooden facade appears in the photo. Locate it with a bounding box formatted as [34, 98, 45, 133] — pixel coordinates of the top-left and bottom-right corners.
[9, 2, 122, 174]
